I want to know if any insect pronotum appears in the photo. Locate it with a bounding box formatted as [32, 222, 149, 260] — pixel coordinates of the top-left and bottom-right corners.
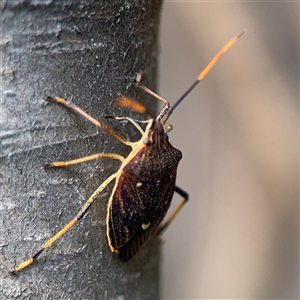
[9, 30, 245, 275]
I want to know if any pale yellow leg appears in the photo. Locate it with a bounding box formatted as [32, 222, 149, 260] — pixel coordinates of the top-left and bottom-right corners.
[156, 186, 189, 236]
[9, 173, 118, 275]
[45, 153, 125, 167]
[45, 96, 132, 146]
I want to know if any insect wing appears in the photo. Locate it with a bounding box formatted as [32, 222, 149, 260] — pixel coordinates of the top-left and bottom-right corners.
[108, 138, 182, 258]
[110, 171, 176, 247]
[117, 174, 177, 261]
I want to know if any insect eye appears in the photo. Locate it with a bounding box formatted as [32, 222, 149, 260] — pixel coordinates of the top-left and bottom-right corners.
[143, 138, 151, 146]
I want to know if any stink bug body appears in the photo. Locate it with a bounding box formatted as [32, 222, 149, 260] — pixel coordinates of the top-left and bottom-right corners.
[9, 31, 245, 275]
[107, 117, 183, 261]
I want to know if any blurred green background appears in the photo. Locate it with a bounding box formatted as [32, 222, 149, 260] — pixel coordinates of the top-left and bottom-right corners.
[159, 2, 298, 299]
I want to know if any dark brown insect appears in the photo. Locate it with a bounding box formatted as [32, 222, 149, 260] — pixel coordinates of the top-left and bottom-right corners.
[9, 30, 245, 275]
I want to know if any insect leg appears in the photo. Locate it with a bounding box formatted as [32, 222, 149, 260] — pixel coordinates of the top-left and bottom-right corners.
[45, 96, 132, 146]
[156, 186, 189, 236]
[9, 172, 118, 276]
[134, 81, 170, 123]
[45, 153, 125, 167]
[105, 115, 151, 136]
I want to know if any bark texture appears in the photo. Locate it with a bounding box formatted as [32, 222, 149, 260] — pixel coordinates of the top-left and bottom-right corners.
[1, 1, 162, 299]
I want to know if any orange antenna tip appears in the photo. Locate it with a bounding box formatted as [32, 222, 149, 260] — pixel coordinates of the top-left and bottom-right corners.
[114, 97, 147, 114]
[197, 30, 246, 81]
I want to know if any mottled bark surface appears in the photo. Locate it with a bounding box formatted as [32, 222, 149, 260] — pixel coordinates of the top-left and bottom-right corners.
[1, 1, 162, 299]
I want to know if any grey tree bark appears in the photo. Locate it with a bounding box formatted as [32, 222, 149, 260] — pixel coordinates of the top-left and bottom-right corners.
[1, 1, 162, 299]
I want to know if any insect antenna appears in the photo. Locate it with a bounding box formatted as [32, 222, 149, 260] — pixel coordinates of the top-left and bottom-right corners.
[114, 96, 147, 114]
[165, 30, 246, 122]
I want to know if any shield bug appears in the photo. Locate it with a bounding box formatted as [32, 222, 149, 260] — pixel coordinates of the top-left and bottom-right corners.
[9, 30, 245, 275]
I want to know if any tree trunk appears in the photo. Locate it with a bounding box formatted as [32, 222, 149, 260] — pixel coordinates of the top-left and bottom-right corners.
[1, 1, 162, 299]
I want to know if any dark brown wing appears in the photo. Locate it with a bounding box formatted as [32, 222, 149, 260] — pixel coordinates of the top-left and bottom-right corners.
[107, 139, 182, 258]
[108, 169, 176, 251]
[117, 174, 176, 261]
